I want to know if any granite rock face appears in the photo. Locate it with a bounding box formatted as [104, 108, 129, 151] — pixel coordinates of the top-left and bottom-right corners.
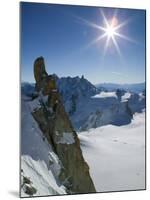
[32, 57, 96, 194]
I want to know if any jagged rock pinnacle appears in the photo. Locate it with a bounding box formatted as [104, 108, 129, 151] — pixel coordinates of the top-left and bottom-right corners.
[32, 57, 96, 194]
[34, 56, 57, 96]
[34, 56, 48, 92]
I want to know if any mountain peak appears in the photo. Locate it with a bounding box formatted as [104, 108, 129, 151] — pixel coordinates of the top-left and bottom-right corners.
[32, 57, 96, 193]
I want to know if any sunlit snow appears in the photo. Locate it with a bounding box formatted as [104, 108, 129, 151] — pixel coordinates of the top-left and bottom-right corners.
[121, 92, 131, 102]
[78, 112, 145, 192]
[92, 91, 117, 99]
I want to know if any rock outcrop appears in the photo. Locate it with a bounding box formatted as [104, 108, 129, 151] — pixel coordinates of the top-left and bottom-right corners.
[32, 57, 96, 194]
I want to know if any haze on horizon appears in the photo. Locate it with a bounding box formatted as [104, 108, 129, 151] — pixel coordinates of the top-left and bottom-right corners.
[21, 3, 145, 85]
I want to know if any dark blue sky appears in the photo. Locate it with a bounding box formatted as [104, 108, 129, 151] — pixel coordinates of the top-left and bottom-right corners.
[21, 2, 145, 84]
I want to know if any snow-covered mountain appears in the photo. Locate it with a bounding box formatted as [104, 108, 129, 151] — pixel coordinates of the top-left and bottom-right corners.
[21, 57, 145, 196]
[57, 75, 99, 98]
[55, 75, 99, 115]
[55, 77, 145, 131]
[22, 77, 145, 132]
[21, 82, 35, 96]
[21, 95, 66, 196]
[21, 57, 96, 197]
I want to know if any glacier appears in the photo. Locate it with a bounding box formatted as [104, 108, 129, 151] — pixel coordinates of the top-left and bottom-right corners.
[78, 112, 145, 192]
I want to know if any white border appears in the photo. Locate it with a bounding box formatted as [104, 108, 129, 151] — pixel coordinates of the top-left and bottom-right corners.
[0, 0, 149, 199]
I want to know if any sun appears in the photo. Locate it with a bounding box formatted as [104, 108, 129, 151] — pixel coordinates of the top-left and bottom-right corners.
[105, 24, 116, 38]
[104, 17, 118, 38]
[76, 9, 135, 56]
[98, 13, 124, 55]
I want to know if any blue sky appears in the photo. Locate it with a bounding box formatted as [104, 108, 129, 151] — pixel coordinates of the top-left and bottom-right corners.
[21, 2, 145, 84]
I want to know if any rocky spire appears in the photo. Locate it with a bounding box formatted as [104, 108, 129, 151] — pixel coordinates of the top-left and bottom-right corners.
[32, 57, 96, 194]
[34, 56, 48, 92]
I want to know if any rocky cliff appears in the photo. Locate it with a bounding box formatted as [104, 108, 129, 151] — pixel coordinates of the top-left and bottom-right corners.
[31, 56, 96, 194]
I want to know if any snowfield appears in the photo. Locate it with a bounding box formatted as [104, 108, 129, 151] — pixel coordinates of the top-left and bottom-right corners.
[92, 91, 117, 99]
[121, 92, 131, 102]
[21, 82, 145, 195]
[78, 112, 145, 192]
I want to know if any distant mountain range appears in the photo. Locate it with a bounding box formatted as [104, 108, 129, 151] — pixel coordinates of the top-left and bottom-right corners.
[22, 76, 145, 131]
[21, 57, 146, 197]
[95, 82, 145, 93]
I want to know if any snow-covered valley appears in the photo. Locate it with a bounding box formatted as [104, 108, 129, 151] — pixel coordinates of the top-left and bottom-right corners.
[78, 112, 145, 192]
[21, 76, 145, 196]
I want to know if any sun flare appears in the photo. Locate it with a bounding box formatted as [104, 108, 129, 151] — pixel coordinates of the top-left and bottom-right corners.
[105, 25, 116, 38]
[76, 9, 135, 57]
[104, 17, 118, 38]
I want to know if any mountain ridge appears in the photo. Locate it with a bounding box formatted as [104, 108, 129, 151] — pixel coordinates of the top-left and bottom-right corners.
[22, 75, 145, 132]
[21, 57, 96, 197]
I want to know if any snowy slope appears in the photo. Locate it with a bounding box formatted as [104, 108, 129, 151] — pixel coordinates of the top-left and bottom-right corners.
[92, 91, 117, 99]
[21, 95, 66, 197]
[56, 75, 99, 116]
[21, 80, 145, 131]
[55, 78, 145, 131]
[78, 112, 145, 192]
[21, 156, 66, 197]
[21, 95, 52, 165]
[72, 89, 145, 131]
[21, 80, 145, 194]
[121, 92, 131, 102]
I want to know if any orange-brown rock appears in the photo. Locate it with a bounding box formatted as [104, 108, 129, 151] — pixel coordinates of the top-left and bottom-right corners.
[34, 56, 48, 91]
[32, 57, 96, 194]
[43, 76, 57, 96]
